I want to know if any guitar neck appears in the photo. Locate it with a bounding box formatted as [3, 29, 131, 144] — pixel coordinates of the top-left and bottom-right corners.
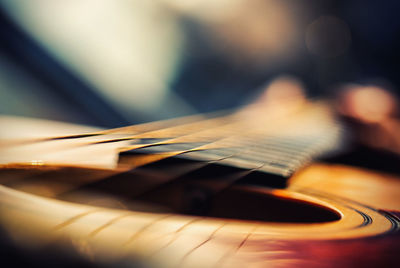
[118, 101, 345, 187]
[1, 101, 345, 188]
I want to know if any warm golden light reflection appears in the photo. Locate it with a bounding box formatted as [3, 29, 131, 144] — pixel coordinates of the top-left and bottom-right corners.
[29, 160, 44, 166]
[289, 164, 400, 212]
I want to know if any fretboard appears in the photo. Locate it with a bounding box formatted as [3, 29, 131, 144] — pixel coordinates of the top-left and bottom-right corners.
[117, 102, 344, 188]
[0, 101, 344, 192]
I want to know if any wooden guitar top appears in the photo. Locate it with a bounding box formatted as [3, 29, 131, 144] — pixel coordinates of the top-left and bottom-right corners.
[0, 101, 399, 267]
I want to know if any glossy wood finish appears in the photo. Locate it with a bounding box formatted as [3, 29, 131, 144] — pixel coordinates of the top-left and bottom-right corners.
[0, 101, 399, 267]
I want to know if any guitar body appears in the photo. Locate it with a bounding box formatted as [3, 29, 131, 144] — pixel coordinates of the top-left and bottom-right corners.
[1, 105, 399, 267]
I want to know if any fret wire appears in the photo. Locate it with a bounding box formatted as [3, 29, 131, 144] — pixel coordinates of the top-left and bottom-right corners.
[117, 116, 265, 165]
[129, 118, 339, 177]
[121, 101, 328, 151]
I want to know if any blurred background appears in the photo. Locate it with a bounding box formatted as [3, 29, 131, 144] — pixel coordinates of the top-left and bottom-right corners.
[0, 0, 399, 128]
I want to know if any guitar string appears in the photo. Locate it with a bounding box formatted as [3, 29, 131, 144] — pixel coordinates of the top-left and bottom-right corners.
[8, 114, 340, 208]
[105, 108, 343, 209]
[1, 113, 236, 167]
[53, 121, 265, 200]
[126, 138, 285, 203]
[12, 130, 340, 207]
[2, 103, 343, 211]
[117, 104, 342, 188]
[3, 101, 325, 165]
[67, 120, 340, 210]
[0, 114, 236, 188]
[61, 106, 317, 196]
[39, 126, 262, 202]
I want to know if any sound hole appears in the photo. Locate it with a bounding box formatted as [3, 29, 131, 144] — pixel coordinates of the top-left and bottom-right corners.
[207, 187, 340, 222]
[0, 165, 341, 223]
[134, 184, 341, 223]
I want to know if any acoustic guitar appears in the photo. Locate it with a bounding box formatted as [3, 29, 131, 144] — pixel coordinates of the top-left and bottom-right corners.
[1, 96, 399, 267]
